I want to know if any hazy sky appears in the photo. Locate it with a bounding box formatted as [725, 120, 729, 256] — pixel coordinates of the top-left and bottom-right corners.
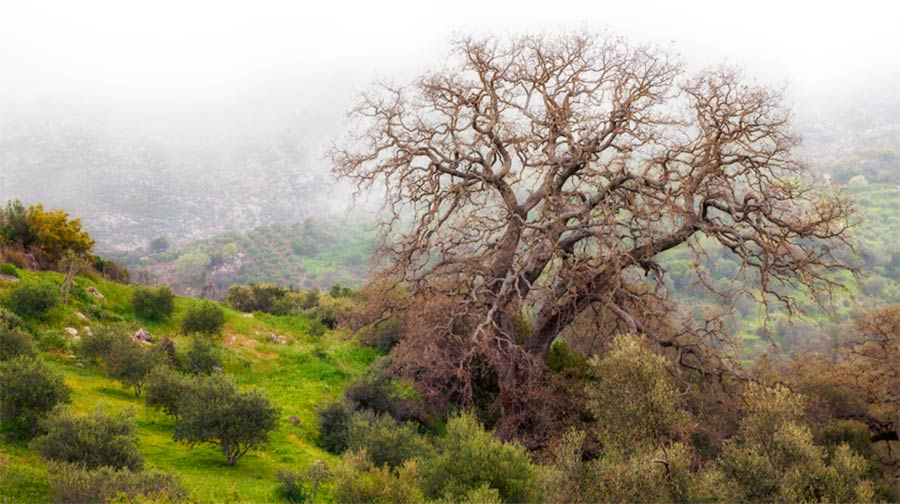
[1, 0, 898, 144]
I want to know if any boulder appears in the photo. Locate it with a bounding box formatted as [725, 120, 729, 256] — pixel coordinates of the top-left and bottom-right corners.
[133, 328, 152, 343]
[75, 311, 89, 321]
[64, 327, 78, 337]
[269, 333, 288, 344]
[86, 286, 104, 299]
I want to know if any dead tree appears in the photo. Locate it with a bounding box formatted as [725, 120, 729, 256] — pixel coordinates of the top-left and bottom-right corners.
[332, 33, 855, 427]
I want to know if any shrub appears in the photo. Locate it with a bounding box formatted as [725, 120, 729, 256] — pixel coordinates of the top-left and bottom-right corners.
[365, 317, 404, 354]
[346, 411, 431, 468]
[132, 286, 175, 321]
[35, 329, 69, 352]
[0, 326, 34, 360]
[46, 462, 186, 504]
[173, 375, 280, 465]
[332, 450, 424, 504]
[0, 262, 18, 277]
[6, 280, 58, 319]
[0, 306, 24, 330]
[105, 335, 166, 396]
[183, 337, 222, 375]
[344, 366, 396, 416]
[419, 412, 543, 503]
[587, 335, 690, 451]
[33, 407, 144, 471]
[0, 200, 31, 246]
[0, 356, 70, 437]
[276, 468, 313, 504]
[317, 401, 354, 454]
[306, 319, 326, 338]
[156, 336, 179, 368]
[276, 462, 330, 504]
[144, 366, 195, 417]
[181, 301, 226, 336]
[92, 256, 130, 283]
[226, 283, 286, 313]
[714, 385, 875, 503]
[303, 305, 337, 330]
[77, 326, 120, 361]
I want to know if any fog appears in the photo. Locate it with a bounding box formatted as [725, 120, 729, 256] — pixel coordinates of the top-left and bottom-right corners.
[3, 0, 899, 141]
[1, 0, 898, 248]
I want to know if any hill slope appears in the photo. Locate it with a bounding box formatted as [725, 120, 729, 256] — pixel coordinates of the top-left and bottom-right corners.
[0, 269, 376, 503]
[110, 217, 377, 297]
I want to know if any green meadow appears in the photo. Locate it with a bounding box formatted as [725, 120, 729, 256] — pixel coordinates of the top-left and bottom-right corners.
[0, 270, 376, 503]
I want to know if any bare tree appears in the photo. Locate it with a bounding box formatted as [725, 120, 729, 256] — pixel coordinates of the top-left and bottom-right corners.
[332, 33, 854, 429]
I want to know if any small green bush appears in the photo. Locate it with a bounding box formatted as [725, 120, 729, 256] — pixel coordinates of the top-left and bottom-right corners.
[346, 411, 431, 468]
[46, 462, 186, 504]
[0, 326, 34, 360]
[132, 285, 175, 321]
[0, 356, 70, 437]
[183, 337, 222, 375]
[6, 280, 58, 319]
[144, 366, 195, 417]
[344, 368, 395, 416]
[420, 412, 543, 503]
[181, 301, 226, 336]
[35, 329, 69, 352]
[77, 326, 120, 361]
[0, 307, 24, 330]
[317, 401, 354, 454]
[306, 319, 326, 338]
[275, 463, 332, 504]
[276, 468, 313, 504]
[0, 262, 19, 277]
[226, 283, 286, 313]
[33, 407, 144, 471]
[332, 450, 423, 504]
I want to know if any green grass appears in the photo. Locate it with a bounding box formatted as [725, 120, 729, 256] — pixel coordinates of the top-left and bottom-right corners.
[0, 271, 376, 503]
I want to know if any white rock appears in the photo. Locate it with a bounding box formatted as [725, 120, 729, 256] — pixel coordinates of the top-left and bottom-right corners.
[64, 327, 78, 337]
[133, 328, 152, 343]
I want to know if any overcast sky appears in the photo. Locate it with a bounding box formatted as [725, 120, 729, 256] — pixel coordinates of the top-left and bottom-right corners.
[1, 0, 898, 146]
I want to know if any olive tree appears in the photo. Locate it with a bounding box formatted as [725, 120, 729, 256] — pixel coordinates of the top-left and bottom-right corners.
[173, 375, 279, 466]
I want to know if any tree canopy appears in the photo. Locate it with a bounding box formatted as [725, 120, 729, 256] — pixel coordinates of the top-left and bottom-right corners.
[332, 32, 855, 431]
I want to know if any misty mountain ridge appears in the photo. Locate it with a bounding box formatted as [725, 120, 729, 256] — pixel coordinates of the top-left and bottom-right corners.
[0, 120, 349, 252]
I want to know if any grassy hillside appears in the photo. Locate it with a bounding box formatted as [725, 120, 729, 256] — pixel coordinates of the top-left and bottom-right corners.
[110, 217, 377, 298]
[0, 269, 376, 503]
[660, 183, 900, 352]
